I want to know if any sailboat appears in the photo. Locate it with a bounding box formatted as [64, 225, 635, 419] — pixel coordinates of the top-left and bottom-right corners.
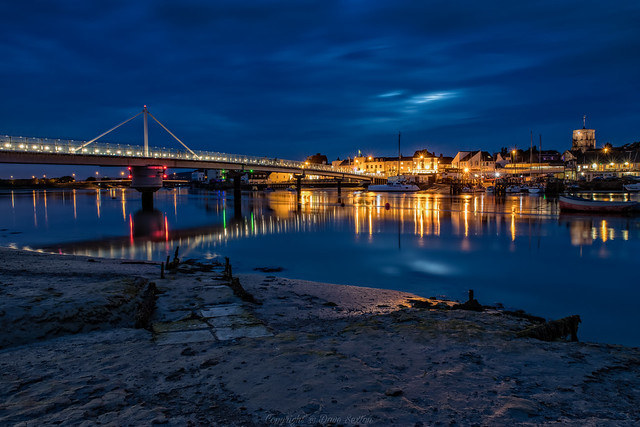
[526, 133, 545, 194]
[367, 132, 420, 192]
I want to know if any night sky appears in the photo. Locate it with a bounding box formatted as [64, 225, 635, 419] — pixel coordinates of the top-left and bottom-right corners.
[2, 1, 640, 178]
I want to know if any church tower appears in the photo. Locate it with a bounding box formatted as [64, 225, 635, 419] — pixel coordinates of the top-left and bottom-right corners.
[572, 115, 596, 152]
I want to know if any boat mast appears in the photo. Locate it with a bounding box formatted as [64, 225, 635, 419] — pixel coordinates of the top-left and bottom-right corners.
[397, 131, 401, 177]
[530, 131, 533, 179]
[539, 134, 542, 178]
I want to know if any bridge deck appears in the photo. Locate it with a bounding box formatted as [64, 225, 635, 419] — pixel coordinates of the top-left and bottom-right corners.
[0, 136, 372, 181]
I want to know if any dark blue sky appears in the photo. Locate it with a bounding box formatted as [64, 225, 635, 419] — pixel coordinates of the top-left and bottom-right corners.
[2, 0, 640, 178]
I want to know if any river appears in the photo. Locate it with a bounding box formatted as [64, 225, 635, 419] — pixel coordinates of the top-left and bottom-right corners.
[1, 187, 639, 346]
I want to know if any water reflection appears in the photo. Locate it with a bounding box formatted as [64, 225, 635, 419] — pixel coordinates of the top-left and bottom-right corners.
[3, 188, 640, 345]
[3, 189, 639, 256]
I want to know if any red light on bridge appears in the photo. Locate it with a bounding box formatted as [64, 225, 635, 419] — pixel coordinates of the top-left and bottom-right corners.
[163, 174, 167, 179]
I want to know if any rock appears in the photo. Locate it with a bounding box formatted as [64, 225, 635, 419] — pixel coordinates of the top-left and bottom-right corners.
[517, 315, 581, 342]
[253, 267, 284, 273]
[385, 388, 403, 397]
[409, 299, 433, 309]
[180, 347, 196, 356]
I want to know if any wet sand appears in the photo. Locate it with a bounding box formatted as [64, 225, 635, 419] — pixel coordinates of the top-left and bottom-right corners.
[1, 247, 639, 426]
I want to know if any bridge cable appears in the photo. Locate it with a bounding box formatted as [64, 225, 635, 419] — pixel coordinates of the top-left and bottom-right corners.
[147, 112, 200, 159]
[73, 111, 143, 152]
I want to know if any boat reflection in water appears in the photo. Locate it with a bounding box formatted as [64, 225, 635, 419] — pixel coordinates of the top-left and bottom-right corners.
[3, 188, 640, 346]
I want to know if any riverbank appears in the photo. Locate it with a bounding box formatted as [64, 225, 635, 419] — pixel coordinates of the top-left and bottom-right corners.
[1, 248, 639, 425]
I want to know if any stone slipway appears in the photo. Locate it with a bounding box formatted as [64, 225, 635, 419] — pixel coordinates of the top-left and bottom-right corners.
[1, 247, 640, 426]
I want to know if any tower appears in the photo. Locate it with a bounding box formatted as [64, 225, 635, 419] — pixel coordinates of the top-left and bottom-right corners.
[572, 115, 596, 152]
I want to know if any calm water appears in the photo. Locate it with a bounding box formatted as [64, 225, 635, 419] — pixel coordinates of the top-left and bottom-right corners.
[1, 187, 640, 346]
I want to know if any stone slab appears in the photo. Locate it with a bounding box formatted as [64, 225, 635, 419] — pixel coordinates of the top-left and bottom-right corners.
[155, 329, 216, 345]
[200, 304, 244, 318]
[152, 319, 211, 334]
[206, 315, 262, 328]
[214, 325, 272, 341]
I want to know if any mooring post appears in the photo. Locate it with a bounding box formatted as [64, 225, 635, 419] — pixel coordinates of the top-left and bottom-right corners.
[224, 257, 232, 279]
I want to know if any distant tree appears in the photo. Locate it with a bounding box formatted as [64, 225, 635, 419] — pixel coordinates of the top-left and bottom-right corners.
[86, 176, 96, 182]
[305, 153, 328, 164]
[58, 175, 75, 183]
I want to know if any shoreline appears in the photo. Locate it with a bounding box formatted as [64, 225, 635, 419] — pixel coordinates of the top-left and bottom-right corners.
[1, 247, 640, 425]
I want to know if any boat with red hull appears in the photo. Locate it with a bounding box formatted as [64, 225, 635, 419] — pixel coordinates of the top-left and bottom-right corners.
[558, 195, 639, 213]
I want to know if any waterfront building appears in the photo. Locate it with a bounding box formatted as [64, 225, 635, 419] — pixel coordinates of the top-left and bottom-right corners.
[411, 150, 439, 175]
[351, 154, 417, 177]
[570, 142, 640, 180]
[451, 150, 495, 179]
[191, 169, 225, 183]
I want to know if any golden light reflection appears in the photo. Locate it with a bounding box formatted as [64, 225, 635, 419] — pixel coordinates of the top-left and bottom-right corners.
[72, 189, 77, 220]
[51, 189, 640, 262]
[121, 189, 127, 222]
[32, 190, 37, 227]
[464, 200, 469, 238]
[43, 190, 48, 226]
[173, 189, 178, 218]
[96, 189, 101, 218]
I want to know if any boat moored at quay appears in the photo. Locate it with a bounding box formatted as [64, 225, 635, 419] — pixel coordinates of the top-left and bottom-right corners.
[558, 194, 640, 213]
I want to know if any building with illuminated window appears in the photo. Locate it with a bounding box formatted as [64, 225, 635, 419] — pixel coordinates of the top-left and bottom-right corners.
[569, 142, 640, 180]
[451, 151, 495, 178]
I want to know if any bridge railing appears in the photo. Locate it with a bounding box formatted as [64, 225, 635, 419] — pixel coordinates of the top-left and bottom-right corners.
[0, 135, 369, 177]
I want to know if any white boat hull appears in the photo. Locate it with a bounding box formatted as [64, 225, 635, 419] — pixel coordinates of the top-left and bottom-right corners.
[368, 184, 420, 192]
[624, 183, 640, 192]
[559, 195, 639, 212]
[505, 185, 521, 193]
[527, 187, 543, 194]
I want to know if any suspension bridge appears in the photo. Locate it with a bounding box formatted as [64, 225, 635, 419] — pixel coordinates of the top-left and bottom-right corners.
[0, 106, 375, 208]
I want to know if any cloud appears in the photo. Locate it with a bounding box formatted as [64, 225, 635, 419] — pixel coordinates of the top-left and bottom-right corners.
[0, 0, 639, 165]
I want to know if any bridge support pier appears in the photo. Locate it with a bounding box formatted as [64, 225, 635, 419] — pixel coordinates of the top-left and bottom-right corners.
[141, 192, 154, 210]
[130, 165, 165, 211]
[233, 174, 243, 219]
